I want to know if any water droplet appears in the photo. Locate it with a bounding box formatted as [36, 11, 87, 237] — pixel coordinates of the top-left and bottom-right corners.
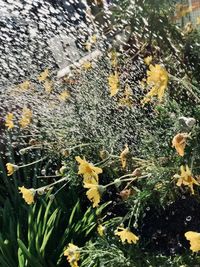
[186, 216, 192, 222]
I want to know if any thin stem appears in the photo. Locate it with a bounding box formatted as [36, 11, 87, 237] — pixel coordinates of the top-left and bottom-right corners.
[19, 157, 47, 168]
[105, 174, 149, 188]
[37, 175, 61, 179]
[54, 182, 68, 196]
[36, 176, 68, 191]
[19, 145, 43, 154]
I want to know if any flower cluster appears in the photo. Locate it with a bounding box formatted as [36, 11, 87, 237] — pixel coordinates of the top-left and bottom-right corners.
[5, 107, 32, 130]
[142, 64, 168, 104]
[76, 156, 103, 207]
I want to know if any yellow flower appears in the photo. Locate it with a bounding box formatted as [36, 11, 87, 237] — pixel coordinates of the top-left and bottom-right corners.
[185, 231, 200, 252]
[83, 182, 101, 207]
[184, 22, 193, 35]
[38, 68, 49, 82]
[84, 34, 97, 51]
[82, 61, 92, 70]
[97, 224, 105, 236]
[142, 64, 168, 104]
[115, 227, 139, 244]
[196, 17, 200, 25]
[58, 90, 70, 101]
[19, 107, 32, 128]
[75, 156, 102, 184]
[118, 84, 133, 107]
[19, 80, 30, 91]
[64, 243, 80, 267]
[5, 113, 14, 129]
[175, 165, 199, 194]
[144, 56, 152, 66]
[44, 79, 53, 93]
[6, 163, 19, 176]
[108, 71, 119, 97]
[120, 144, 129, 169]
[108, 50, 118, 68]
[172, 133, 189, 157]
[18, 186, 35, 205]
[175, 4, 192, 19]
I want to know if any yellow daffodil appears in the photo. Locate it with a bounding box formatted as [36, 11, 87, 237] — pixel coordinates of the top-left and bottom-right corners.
[19, 80, 31, 91]
[82, 61, 92, 70]
[196, 17, 200, 25]
[175, 4, 192, 19]
[175, 165, 199, 194]
[118, 84, 133, 107]
[120, 144, 129, 169]
[5, 113, 14, 129]
[142, 64, 168, 104]
[184, 22, 193, 35]
[83, 182, 101, 207]
[75, 156, 102, 184]
[115, 227, 139, 244]
[64, 243, 80, 267]
[84, 34, 97, 51]
[18, 186, 35, 205]
[185, 231, 200, 252]
[108, 71, 119, 97]
[108, 50, 118, 68]
[19, 107, 32, 128]
[44, 79, 53, 93]
[58, 90, 70, 101]
[97, 224, 105, 236]
[172, 133, 189, 157]
[38, 68, 49, 82]
[6, 163, 19, 176]
[144, 56, 152, 66]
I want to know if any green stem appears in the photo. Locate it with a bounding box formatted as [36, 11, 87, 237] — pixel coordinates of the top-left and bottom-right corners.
[36, 176, 68, 191]
[105, 174, 149, 188]
[19, 157, 47, 168]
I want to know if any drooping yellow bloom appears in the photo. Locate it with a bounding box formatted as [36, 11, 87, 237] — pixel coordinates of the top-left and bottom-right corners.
[83, 182, 101, 207]
[97, 224, 105, 236]
[6, 163, 19, 176]
[44, 79, 53, 93]
[142, 64, 168, 104]
[64, 243, 80, 267]
[5, 113, 14, 129]
[172, 133, 189, 157]
[175, 165, 199, 194]
[18, 186, 35, 205]
[115, 227, 139, 244]
[38, 68, 49, 82]
[144, 56, 152, 66]
[185, 231, 200, 252]
[58, 90, 70, 101]
[175, 4, 192, 19]
[75, 156, 102, 183]
[19, 107, 32, 128]
[120, 144, 129, 169]
[108, 71, 119, 97]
